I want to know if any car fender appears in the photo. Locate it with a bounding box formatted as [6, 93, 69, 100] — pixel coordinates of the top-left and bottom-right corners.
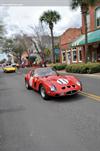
[38, 80, 50, 92]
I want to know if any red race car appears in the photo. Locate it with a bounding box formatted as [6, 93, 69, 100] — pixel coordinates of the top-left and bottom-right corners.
[25, 67, 82, 100]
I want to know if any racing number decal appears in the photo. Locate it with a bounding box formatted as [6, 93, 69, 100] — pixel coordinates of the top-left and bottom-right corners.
[57, 78, 69, 84]
[29, 77, 33, 87]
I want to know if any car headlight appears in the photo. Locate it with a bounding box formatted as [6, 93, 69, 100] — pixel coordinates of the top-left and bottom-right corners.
[76, 81, 81, 86]
[50, 85, 57, 92]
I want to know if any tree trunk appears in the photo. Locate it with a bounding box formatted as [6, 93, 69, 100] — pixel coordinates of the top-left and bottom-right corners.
[19, 53, 22, 64]
[33, 40, 45, 66]
[84, 13, 88, 63]
[50, 28, 55, 63]
[81, 5, 88, 63]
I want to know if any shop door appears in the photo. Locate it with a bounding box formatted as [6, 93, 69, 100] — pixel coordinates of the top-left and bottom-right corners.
[92, 50, 97, 62]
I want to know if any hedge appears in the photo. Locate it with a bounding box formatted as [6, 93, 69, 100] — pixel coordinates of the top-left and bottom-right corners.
[66, 63, 100, 74]
[52, 64, 67, 70]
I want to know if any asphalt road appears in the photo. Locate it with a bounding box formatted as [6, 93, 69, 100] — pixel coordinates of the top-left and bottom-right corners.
[0, 71, 100, 151]
[73, 75, 100, 96]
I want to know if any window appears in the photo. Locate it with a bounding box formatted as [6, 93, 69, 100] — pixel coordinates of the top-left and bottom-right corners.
[67, 51, 71, 60]
[67, 51, 71, 64]
[96, 7, 100, 28]
[62, 51, 66, 62]
[72, 49, 77, 62]
[92, 51, 97, 62]
[86, 14, 90, 31]
[78, 48, 82, 62]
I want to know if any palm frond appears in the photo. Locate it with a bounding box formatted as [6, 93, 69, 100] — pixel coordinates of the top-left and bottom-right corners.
[71, 0, 98, 10]
[39, 10, 61, 25]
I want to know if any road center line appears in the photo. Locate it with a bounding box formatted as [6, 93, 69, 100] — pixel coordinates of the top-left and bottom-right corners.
[79, 91, 100, 102]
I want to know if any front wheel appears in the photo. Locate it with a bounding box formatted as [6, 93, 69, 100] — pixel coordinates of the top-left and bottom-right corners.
[40, 86, 49, 100]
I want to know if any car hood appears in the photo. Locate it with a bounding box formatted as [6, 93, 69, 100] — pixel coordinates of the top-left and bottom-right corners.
[4, 67, 16, 70]
[41, 75, 78, 86]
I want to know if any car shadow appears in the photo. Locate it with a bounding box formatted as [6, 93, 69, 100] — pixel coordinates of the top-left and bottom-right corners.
[49, 94, 85, 103]
[24, 87, 85, 103]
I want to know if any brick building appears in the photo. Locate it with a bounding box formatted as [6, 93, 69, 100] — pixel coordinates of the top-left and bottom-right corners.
[71, 2, 100, 64]
[60, 2, 100, 64]
[60, 28, 81, 63]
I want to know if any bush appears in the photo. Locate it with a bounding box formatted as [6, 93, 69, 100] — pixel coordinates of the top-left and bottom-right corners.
[52, 63, 67, 70]
[86, 63, 100, 73]
[66, 63, 100, 74]
[66, 64, 87, 73]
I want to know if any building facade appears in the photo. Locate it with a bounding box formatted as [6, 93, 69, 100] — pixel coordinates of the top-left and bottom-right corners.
[80, 2, 100, 63]
[60, 28, 81, 64]
[60, 2, 100, 64]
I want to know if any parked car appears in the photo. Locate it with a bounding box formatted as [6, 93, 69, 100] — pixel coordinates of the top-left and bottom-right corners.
[11, 63, 17, 67]
[11, 63, 20, 68]
[3, 65, 16, 73]
[25, 67, 82, 100]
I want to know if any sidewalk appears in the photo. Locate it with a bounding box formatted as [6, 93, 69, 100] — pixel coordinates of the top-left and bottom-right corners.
[58, 70, 100, 79]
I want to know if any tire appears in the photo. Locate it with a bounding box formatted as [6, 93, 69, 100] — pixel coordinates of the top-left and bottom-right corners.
[25, 80, 31, 89]
[40, 85, 49, 100]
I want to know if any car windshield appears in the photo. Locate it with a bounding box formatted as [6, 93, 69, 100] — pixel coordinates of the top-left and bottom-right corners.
[34, 68, 57, 77]
[4, 66, 12, 68]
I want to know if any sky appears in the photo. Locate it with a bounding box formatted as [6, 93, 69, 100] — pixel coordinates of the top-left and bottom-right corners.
[0, 6, 82, 37]
[0, 52, 8, 61]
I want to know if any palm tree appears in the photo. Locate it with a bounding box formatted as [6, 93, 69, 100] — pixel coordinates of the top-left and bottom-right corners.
[71, 0, 98, 63]
[40, 10, 61, 63]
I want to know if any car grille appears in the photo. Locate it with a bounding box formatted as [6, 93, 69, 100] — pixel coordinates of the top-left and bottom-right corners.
[67, 85, 71, 88]
[66, 90, 77, 95]
[61, 85, 76, 89]
[72, 85, 75, 88]
[62, 86, 66, 89]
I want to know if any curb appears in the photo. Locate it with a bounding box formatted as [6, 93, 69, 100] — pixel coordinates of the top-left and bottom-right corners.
[58, 70, 100, 79]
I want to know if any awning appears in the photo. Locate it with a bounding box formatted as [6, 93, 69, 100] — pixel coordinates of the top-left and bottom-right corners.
[71, 29, 100, 47]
